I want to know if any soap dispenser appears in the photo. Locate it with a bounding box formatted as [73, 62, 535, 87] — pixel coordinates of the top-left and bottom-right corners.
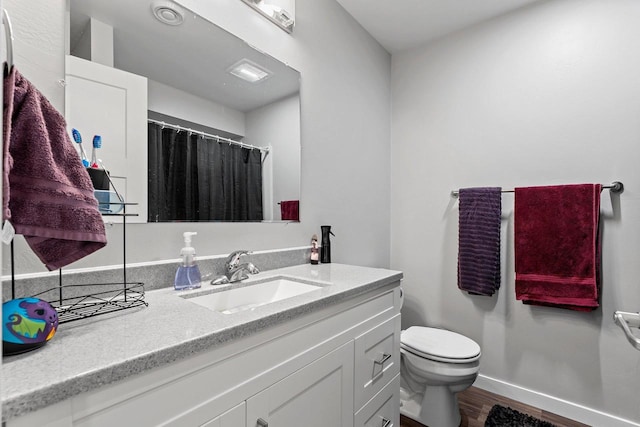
[174, 232, 202, 290]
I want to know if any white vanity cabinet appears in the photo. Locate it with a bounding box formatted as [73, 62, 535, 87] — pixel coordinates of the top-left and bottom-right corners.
[355, 375, 401, 427]
[246, 342, 354, 426]
[353, 314, 402, 427]
[6, 282, 401, 427]
[201, 403, 246, 427]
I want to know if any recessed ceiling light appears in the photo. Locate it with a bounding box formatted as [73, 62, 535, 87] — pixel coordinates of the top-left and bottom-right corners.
[227, 59, 272, 83]
[151, 0, 185, 26]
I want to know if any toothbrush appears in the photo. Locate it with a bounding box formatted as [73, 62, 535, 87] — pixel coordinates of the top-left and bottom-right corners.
[71, 128, 90, 167]
[91, 135, 102, 168]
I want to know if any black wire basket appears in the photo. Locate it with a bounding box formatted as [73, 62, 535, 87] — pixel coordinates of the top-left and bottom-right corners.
[29, 282, 147, 324]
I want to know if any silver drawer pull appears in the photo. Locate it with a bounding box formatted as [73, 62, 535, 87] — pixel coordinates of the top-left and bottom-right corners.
[257, 418, 269, 427]
[381, 418, 392, 427]
[374, 353, 392, 366]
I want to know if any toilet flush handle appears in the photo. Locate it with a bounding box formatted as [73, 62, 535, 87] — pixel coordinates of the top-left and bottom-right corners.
[381, 418, 392, 427]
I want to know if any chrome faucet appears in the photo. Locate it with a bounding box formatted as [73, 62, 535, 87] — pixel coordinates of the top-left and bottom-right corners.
[210, 250, 260, 285]
[224, 250, 260, 283]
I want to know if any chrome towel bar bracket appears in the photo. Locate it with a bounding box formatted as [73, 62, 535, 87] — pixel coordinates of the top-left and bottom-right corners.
[614, 311, 640, 351]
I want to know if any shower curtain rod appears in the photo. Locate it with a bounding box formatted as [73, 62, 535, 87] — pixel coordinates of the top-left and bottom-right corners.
[148, 119, 270, 153]
[450, 181, 624, 198]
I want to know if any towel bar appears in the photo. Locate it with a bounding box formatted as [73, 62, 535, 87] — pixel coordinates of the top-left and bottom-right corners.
[613, 311, 640, 351]
[450, 181, 624, 198]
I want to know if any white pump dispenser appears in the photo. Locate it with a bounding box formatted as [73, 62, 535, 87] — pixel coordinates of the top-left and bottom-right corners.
[174, 232, 202, 290]
[180, 232, 197, 265]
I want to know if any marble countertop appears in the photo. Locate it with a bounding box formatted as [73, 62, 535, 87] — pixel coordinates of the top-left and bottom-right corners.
[2, 263, 402, 421]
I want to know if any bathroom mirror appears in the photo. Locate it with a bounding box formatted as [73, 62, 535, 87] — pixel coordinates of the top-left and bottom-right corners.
[67, 0, 301, 222]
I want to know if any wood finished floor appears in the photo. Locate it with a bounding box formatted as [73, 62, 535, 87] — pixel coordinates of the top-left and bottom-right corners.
[400, 386, 591, 427]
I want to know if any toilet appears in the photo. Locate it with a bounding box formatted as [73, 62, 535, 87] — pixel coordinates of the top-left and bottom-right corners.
[399, 326, 481, 427]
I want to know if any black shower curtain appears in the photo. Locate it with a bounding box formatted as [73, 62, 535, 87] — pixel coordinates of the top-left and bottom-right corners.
[148, 123, 263, 222]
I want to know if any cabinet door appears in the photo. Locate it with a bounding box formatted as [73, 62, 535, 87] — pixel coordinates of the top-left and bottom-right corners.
[65, 55, 148, 222]
[246, 341, 354, 427]
[201, 402, 246, 427]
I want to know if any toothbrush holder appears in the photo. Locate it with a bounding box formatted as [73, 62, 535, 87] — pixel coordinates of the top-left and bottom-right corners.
[87, 168, 110, 191]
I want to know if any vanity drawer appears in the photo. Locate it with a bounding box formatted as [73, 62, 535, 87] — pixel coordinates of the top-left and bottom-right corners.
[354, 313, 401, 409]
[355, 373, 400, 427]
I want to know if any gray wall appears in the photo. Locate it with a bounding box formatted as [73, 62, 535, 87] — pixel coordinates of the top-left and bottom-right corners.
[4, 0, 65, 110]
[2, 0, 392, 274]
[391, 0, 640, 423]
[246, 94, 301, 221]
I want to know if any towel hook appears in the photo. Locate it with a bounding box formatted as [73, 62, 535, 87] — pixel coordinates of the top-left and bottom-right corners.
[3, 8, 14, 70]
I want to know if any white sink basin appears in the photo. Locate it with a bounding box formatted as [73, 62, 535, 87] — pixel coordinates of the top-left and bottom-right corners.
[185, 278, 323, 314]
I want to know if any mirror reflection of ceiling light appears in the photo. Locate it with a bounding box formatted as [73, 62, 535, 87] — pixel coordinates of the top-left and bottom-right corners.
[228, 60, 272, 83]
[151, 0, 185, 26]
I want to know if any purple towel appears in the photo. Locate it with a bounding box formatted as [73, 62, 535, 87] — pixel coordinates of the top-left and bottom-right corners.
[3, 66, 107, 270]
[457, 187, 502, 296]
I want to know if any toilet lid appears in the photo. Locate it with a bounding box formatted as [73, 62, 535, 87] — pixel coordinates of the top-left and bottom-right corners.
[401, 327, 481, 362]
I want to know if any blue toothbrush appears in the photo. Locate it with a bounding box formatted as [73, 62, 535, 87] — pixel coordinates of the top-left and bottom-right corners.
[71, 128, 90, 167]
[91, 135, 102, 168]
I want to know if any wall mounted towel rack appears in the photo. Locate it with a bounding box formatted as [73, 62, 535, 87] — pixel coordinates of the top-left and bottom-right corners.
[7, 173, 147, 324]
[2, 8, 14, 69]
[450, 181, 624, 198]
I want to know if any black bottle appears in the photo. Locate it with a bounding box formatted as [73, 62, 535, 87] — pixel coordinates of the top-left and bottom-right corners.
[320, 225, 335, 263]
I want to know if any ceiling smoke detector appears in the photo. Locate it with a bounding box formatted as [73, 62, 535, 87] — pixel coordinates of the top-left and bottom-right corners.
[151, 1, 185, 26]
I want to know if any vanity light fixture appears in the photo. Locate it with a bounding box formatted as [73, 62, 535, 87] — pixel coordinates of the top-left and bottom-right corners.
[240, 0, 294, 33]
[151, 0, 185, 26]
[227, 59, 272, 83]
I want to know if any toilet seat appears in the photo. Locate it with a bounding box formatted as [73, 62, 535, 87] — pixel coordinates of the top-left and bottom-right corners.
[401, 327, 481, 363]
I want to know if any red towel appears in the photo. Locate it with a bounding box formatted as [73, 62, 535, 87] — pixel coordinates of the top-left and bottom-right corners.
[514, 184, 601, 311]
[3, 66, 107, 270]
[280, 200, 299, 221]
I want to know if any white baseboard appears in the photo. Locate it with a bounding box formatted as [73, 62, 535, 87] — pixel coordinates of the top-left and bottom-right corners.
[474, 374, 640, 427]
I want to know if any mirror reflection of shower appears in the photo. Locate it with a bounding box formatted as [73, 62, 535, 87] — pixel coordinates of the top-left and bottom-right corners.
[240, 0, 295, 32]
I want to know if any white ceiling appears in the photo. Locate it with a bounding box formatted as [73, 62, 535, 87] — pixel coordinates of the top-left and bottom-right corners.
[335, 0, 543, 53]
[67, 0, 544, 111]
